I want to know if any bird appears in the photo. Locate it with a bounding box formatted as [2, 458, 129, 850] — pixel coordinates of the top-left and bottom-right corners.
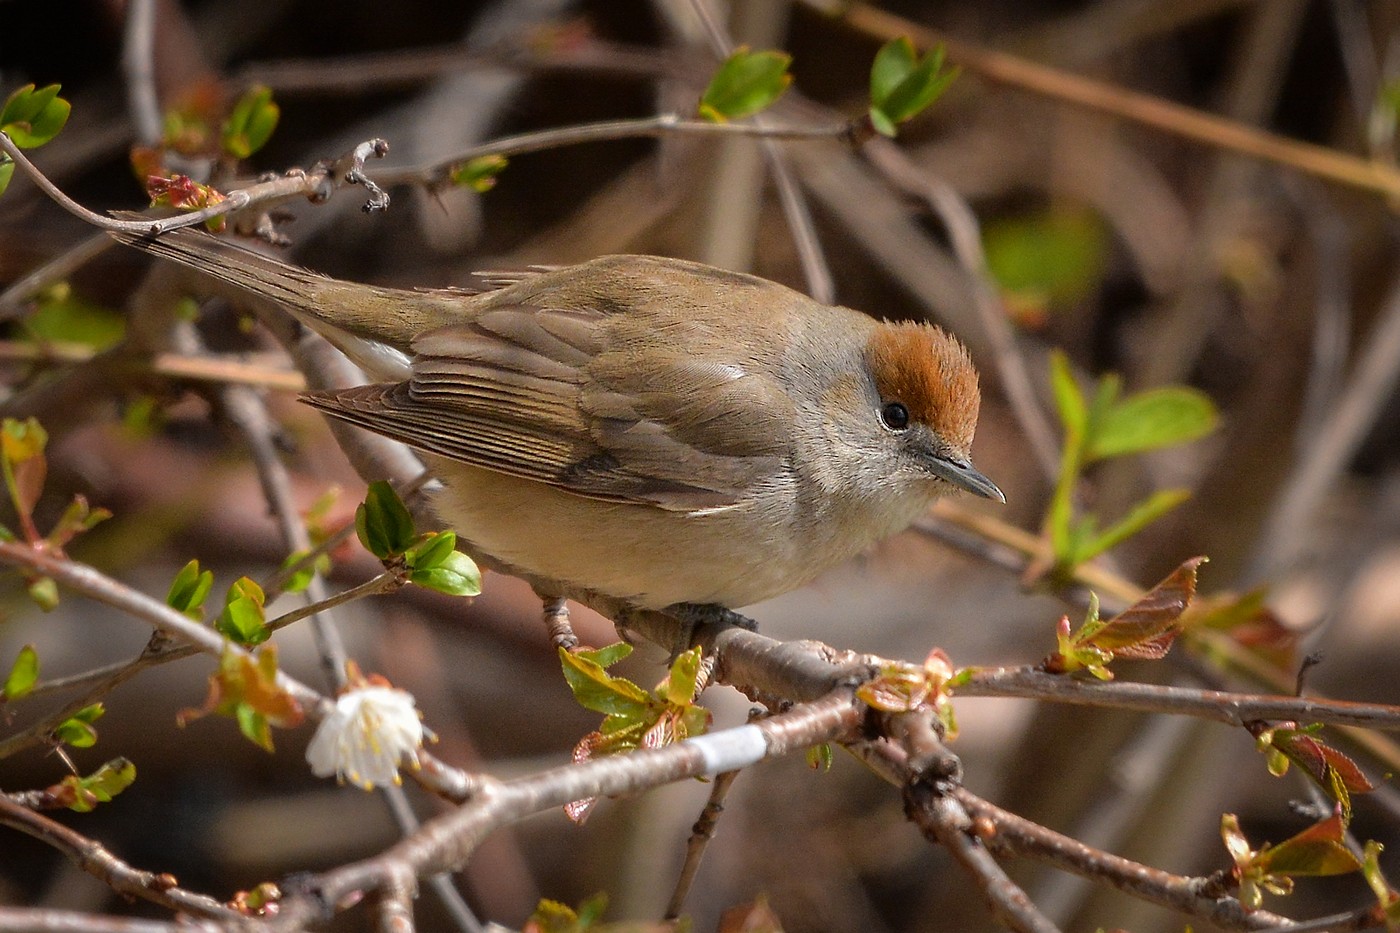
[115, 226, 1002, 622]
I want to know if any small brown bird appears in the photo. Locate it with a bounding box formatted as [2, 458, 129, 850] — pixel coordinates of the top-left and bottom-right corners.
[118, 228, 1002, 612]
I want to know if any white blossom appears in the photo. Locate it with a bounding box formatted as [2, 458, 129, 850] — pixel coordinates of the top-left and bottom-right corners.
[305, 685, 425, 790]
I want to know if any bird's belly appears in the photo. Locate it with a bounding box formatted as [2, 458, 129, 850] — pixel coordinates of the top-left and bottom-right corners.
[428, 462, 827, 609]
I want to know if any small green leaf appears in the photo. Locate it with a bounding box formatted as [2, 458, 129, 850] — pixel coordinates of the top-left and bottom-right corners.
[166, 559, 214, 619]
[216, 577, 268, 645]
[405, 530, 456, 571]
[1074, 488, 1191, 564]
[450, 155, 508, 192]
[576, 642, 632, 669]
[278, 549, 325, 594]
[1362, 841, 1400, 927]
[1087, 387, 1219, 461]
[60, 757, 136, 812]
[221, 85, 279, 159]
[1, 83, 71, 149]
[1048, 351, 1086, 440]
[23, 286, 126, 350]
[409, 549, 481, 596]
[868, 39, 958, 136]
[807, 743, 834, 771]
[0, 156, 14, 198]
[559, 648, 652, 718]
[870, 37, 917, 110]
[355, 480, 416, 559]
[54, 703, 104, 747]
[698, 47, 792, 122]
[2, 416, 47, 463]
[985, 208, 1107, 315]
[27, 577, 59, 611]
[662, 648, 703, 707]
[3, 645, 39, 700]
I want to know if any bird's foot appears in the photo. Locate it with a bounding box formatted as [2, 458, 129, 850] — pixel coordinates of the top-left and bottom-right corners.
[662, 602, 757, 661]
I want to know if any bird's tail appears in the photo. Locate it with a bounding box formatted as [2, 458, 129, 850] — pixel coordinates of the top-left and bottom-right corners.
[108, 219, 455, 379]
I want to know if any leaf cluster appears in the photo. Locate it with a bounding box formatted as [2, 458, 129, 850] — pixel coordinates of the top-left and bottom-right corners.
[356, 481, 481, 596]
[1045, 352, 1218, 577]
[559, 644, 710, 823]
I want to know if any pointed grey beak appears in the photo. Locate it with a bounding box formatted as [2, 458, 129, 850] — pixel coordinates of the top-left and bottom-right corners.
[925, 455, 1005, 502]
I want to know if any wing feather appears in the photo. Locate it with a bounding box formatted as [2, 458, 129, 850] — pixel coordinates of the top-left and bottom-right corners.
[304, 303, 793, 511]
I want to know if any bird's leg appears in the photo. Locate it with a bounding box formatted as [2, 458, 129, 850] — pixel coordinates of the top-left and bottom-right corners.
[540, 594, 579, 652]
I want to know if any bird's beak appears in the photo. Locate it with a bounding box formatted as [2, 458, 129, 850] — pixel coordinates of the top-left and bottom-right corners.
[925, 454, 1005, 503]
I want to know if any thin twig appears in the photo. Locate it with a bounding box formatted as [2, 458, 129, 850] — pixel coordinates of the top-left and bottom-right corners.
[919, 501, 1400, 775]
[0, 908, 221, 933]
[1248, 265, 1400, 580]
[236, 36, 687, 95]
[263, 572, 400, 632]
[664, 768, 741, 919]
[960, 668, 1400, 732]
[0, 539, 328, 725]
[270, 693, 863, 931]
[120, 0, 162, 147]
[814, 0, 1400, 201]
[909, 788, 1062, 933]
[0, 234, 115, 321]
[0, 340, 306, 391]
[0, 132, 391, 234]
[219, 381, 351, 690]
[683, 0, 835, 302]
[952, 788, 1292, 931]
[0, 795, 240, 920]
[375, 114, 851, 189]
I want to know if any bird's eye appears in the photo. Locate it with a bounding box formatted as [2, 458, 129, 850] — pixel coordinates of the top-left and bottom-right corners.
[880, 401, 910, 431]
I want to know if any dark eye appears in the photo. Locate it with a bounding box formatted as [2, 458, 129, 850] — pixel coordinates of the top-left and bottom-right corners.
[880, 401, 910, 431]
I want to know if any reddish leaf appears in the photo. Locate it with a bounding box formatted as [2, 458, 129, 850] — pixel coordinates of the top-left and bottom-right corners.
[1257, 808, 1363, 877]
[1089, 556, 1203, 655]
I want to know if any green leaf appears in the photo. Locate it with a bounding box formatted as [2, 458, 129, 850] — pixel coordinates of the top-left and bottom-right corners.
[279, 549, 327, 594]
[559, 647, 652, 718]
[1362, 841, 1400, 927]
[23, 287, 126, 350]
[868, 39, 958, 136]
[355, 480, 416, 559]
[807, 743, 834, 771]
[54, 706, 104, 747]
[221, 85, 279, 159]
[166, 559, 214, 619]
[1048, 351, 1086, 440]
[1073, 488, 1191, 564]
[450, 155, 508, 192]
[698, 47, 792, 123]
[409, 549, 481, 596]
[3, 645, 39, 700]
[0, 156, 14, 198]
[1087, 386, 1219, 461]
[2, 416, 48, 463]
[60, 757, 136, 812]
[1, 84, 71, 148]
[576, 642, 632, 669]
[216, 577, 268, 645]
[662, 648, 703, 707]
[405, 530, 456, 571]
[27, 577, 59, 611]
[984, 207, 1107, 316]
[870, 37, 917, 109]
